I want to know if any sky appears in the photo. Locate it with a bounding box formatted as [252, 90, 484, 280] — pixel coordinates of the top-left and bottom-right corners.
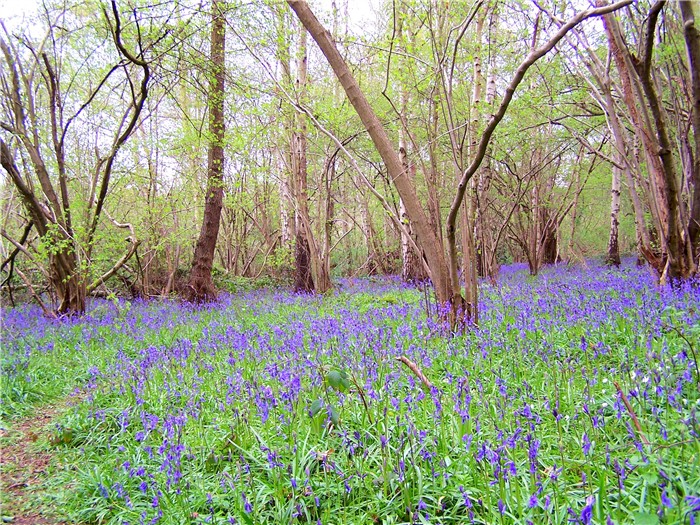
[1, 0, 37, 19]
[0, 0, 381, 29]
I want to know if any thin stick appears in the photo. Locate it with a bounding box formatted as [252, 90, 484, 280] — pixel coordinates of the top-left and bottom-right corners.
[396, 356, 434, 390]
[15, 267, 56, 319]
[350, 377, 374, 425]
[613, 380, 650, 446]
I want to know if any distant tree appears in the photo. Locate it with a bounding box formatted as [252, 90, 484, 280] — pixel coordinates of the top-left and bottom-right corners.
[606, 159, 622, 267]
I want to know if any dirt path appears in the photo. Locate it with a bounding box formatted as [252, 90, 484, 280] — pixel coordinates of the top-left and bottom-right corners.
[0, 393, 85, 524]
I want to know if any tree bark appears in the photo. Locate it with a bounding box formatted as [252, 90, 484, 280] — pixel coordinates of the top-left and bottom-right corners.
[287, 0, 453, 309]
[606, 160, 622, 267]
[680, 0, 700, 264]
[600, 2, 695, 279]
[291, 26, 318, 293]
[185, 0, 226, 302]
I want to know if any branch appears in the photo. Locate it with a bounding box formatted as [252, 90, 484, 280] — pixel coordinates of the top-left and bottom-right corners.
[14, 266, 56, 319]
[1, 227, 51, 280]
[86, 212, 139, 293]
[613, 380, 650, 446]
[447, 0, 634, 233]
[396, 355, 434, 390]
[0, 221, 33, 291]
[88, 1, 151, 250]
[0, 139, 50, 235]
[638, 0, 665, 76]
[444, 0, 632, 299]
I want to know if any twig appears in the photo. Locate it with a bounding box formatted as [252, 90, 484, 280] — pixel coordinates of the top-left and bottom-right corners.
[350, 376, 373, 425]
[14, 267, 56, 319]
[613, 380, 650, 446]
[396, 356, 433, 390]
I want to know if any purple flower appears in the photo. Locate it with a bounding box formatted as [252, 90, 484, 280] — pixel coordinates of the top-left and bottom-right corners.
[528, 493, 538, 508]
[242, 492, 252, 513]
[661, 489, 672, 508]
[582, 432, 592, 456]
[581, 495, 594, 525]
[687, 495, 700, 512]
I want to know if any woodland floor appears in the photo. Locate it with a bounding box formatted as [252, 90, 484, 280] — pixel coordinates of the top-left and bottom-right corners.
[0, 392, 85, 525]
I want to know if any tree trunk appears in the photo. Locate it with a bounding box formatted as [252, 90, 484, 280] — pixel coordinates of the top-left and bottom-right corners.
[400, 148, 427, 283]
[396, 8, 427, 284]
[51, 254, 86, 315]
[680, 0, 700, 265]
[601, 3, 693, 279]
[287, 0, 453, 309]
[291, 27, 318, 293]
[184, 0, 226, 302]
[606, 160, 622, 266]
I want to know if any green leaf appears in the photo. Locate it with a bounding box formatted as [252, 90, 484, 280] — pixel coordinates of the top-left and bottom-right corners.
[633, 512, 659, 525]
[641, 472, 658, 484]
[310, 399, 324, 417]
[329, 405, 340, 426]
[326, 369, 350, 393]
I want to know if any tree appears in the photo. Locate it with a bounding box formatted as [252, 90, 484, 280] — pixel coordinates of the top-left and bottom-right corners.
[0, 1, 151, 315]
[680, 0, 700, 268]
[606, 158, 622, 267]
[184, 0, 227, 302]
[595, 0, 698, 280]
[287, 0, 632, 328]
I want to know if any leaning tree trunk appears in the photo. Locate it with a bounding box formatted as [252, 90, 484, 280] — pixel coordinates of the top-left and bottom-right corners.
[286, 0, 453, 310]
[185, 0, 226, 302]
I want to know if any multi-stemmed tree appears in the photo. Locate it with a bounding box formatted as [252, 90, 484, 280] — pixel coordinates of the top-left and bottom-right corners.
[1, 1, 153, 315]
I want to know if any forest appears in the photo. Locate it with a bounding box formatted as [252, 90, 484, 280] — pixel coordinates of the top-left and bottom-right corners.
[1, 0, 699, 524]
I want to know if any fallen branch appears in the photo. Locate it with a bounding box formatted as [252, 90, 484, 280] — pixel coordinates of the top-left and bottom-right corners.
[396, 355, 433, 390]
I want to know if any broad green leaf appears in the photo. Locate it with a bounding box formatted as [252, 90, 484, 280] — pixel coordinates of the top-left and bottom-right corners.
[327, 369, 350, 393]
[310, 399, 324, 417]
[633, 512, 659, 525]
[329, 405, 340, 426]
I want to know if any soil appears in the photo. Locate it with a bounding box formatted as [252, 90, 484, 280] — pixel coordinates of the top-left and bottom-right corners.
[0, 392, 85, 524]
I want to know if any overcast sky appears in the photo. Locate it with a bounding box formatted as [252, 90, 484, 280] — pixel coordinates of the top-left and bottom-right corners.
[1, 0, 36, 20]
[0, 0, 381, 30]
